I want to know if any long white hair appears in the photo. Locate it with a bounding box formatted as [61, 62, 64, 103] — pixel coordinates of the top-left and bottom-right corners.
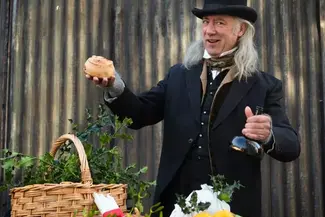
[183, 17, 259, 81]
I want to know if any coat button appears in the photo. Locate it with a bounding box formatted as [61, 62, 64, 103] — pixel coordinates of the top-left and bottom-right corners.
[188, 138, 193, 144]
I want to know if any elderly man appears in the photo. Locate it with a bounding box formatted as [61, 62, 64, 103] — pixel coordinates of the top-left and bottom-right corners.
[86, 0, 300, 216]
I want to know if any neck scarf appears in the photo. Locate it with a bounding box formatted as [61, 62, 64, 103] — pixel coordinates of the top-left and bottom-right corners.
[205, 50, 236, 71]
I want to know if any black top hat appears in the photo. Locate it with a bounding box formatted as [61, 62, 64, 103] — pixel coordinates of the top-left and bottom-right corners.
[192, 0, 258, 23]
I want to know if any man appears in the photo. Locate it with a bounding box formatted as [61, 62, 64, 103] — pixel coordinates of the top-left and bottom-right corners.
[86, 0, 300, 216]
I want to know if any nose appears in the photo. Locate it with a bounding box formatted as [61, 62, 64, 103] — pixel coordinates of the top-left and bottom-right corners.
[205, 22, 216, 35]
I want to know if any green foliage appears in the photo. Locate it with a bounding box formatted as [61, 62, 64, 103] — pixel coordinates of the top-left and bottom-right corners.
[176, 192, 211, 214]
[175, 175, 244, 214]
[210, 174, 243, 203]
[0, 103, 159, 215]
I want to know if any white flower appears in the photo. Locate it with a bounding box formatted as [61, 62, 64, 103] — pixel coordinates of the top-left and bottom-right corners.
[195, 184, 230, 214]
[169, 184, 231, 217]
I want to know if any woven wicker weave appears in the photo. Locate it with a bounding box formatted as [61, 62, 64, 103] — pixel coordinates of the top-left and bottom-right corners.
[10, 134, 127, 217]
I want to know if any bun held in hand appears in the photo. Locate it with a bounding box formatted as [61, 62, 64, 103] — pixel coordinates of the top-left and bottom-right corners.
[84, 55, 115, 78]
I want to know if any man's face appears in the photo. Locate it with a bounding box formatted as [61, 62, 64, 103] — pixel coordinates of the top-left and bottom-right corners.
[202, 15, 246, 57]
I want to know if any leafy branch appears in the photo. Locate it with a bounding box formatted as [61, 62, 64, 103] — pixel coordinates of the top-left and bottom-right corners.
[175, 175, 244, 215]
[176, 192, 211, 214]
[0, 103, 159, 216]
[210, 175, 243, 203]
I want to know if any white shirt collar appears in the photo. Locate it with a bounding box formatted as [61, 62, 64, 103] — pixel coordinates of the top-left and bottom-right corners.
[203, 47, 238, 59]
[203, 47, 237, 80]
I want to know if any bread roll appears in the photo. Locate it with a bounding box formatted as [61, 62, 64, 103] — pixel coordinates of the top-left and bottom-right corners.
[83, 55, 115, 78]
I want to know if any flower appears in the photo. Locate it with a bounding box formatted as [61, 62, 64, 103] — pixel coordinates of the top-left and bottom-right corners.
[191, 184, 230, 214]
[192, 210, 236, 217]
[212, 210, 235, 217]
[194, 212, 212, 217]
[171, 175, 244, 217]
[170, 184, 231, 217]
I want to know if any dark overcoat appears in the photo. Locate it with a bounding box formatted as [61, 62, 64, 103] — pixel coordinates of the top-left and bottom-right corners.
[105, 61, 300, 217]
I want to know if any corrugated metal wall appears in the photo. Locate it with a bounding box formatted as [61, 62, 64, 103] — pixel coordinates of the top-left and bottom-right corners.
[251, 0, 325, 216]
[0, 0, 324, 217]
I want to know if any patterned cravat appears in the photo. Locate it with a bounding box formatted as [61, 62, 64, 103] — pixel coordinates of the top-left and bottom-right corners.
[205, 54, 235, 71]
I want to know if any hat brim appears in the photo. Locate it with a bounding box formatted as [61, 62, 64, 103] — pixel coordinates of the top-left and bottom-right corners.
[192, 6, 257, 23]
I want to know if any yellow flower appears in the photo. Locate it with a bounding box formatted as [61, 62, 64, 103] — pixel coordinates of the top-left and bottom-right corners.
[212, 210, 234, 217]
[194, 212, 212, 217]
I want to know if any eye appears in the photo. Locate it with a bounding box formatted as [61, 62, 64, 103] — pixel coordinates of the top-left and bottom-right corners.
[215, 21, 225, 25]
[202, 20, 209, 24]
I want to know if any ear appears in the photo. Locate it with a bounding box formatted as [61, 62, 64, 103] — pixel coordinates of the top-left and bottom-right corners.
[237, 23, 247, 37]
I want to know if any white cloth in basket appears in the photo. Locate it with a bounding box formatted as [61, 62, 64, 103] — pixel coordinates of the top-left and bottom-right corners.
[93, 192, 124, 217]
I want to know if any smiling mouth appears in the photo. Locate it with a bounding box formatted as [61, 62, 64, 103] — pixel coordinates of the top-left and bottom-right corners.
[207, 39, 220, 43]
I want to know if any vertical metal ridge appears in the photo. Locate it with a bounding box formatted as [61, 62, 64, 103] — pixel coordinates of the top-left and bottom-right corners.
[112, 2, 127, 169]
[194, 0, 203, 42]
[74, 0, 82, 132]
[38, 0, 51, 154]
[152, 0, 165, 176]
[46, 0, 56, 149]
[114, 0, 123, 70]
[280, 1, 299, 216]
[31, 0, 40, 155]
[10, 0, 25, 153]
[75, 0, 83, 127]
[168, 0, 178, 65]
[163, 1, 171, 69]
[63, 0, 75, 135]
[320, 0, 325, 214]
[0, 0, 11, 213]
[0, 0, 10, 153]
[177, 0, 183, 62]
[188, 0, 194, 44]
[51, 0, 63, 144]
[181, 0, 189, 59]
[249, 1, 272, 216]
[296, 0, 312, 216]
[128, 0, 141, 169]
[145, 0, 155, 179]
[269, 1, 285, 217]
[305, 0, 324, 216]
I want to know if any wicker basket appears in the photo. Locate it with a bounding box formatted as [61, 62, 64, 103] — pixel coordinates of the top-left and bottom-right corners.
[10, 134, 128, 217]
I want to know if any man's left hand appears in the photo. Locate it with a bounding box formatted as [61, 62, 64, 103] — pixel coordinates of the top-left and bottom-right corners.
[242, 106, 271, 142]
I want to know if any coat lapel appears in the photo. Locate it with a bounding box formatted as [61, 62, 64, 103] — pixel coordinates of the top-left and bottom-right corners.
[185, 63, 203, 124]
[212, 74, 258, 130]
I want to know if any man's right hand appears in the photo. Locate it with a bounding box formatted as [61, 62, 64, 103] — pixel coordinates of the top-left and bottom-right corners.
[85, 74, 116, 88]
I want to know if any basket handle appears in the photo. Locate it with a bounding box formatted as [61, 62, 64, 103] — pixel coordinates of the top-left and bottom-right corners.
[49, 134, 93, 184]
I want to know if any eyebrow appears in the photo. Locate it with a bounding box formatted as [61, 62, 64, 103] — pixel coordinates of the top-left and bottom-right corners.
[214, 18, 226, 22]
[202, 17, 226, 22]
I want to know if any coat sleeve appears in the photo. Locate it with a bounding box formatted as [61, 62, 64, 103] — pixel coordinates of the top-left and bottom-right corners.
[104, 71, 171, 130]
[263, 79, 301, 162]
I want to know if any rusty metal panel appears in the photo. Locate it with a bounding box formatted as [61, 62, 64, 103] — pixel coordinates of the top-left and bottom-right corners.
[1, 0, 325, 217]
